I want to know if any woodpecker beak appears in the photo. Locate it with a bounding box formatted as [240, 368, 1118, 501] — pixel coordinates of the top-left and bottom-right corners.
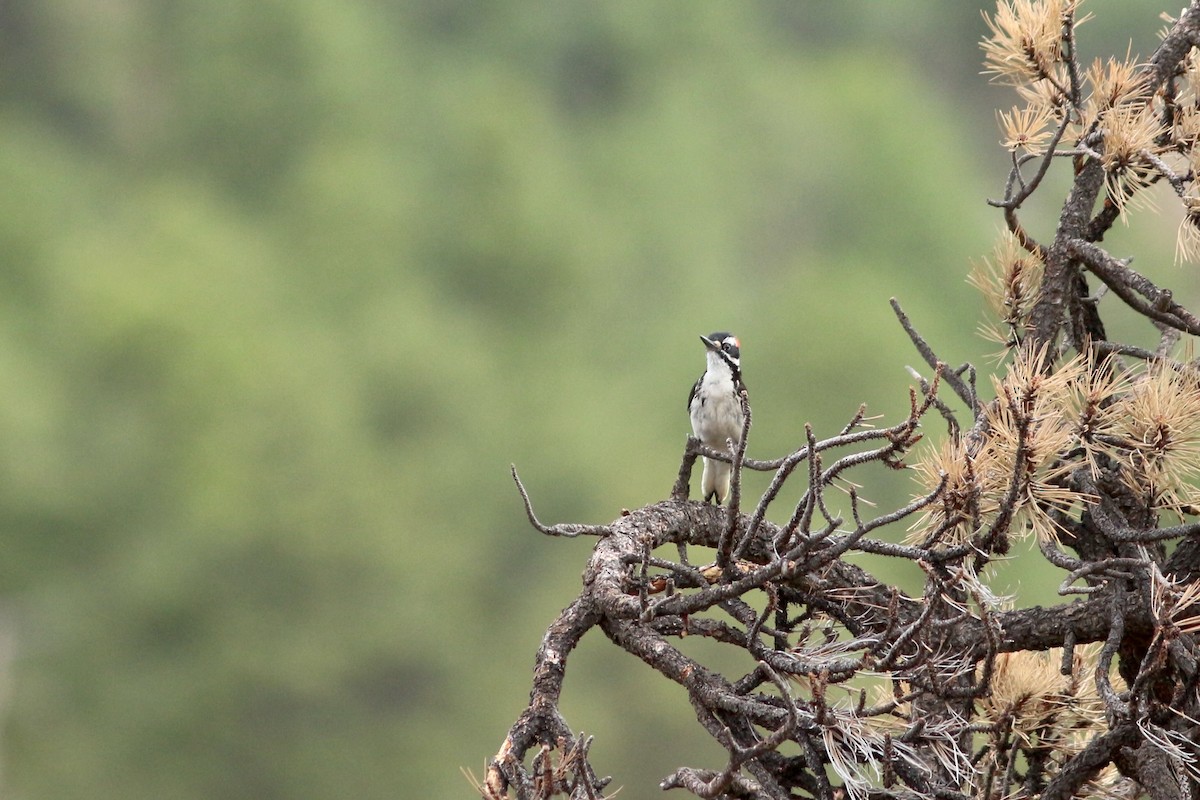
[700, 335, 719, 350]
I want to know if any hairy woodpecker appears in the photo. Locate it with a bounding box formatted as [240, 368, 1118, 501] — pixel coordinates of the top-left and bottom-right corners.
[688, 332, 744, 505]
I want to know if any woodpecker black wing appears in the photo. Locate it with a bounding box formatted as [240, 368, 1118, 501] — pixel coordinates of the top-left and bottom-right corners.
[688, 374, 703, 411]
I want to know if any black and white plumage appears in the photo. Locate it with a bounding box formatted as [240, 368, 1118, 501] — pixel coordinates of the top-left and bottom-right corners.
[687, 332, 744, 505]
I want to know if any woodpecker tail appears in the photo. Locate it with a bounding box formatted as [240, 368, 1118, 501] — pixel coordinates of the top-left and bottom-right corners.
[701, 457, 733, 505]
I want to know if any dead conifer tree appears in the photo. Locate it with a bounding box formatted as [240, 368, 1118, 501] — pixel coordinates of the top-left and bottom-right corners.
[482, 3, 1200, 798]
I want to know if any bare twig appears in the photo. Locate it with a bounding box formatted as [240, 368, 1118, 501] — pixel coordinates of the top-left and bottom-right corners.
[510, 466, 612, 537]
[891, 298, 978, 413]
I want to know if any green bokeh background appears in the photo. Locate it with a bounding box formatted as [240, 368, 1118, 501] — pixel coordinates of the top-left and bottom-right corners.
[0, 2, 1193, 797]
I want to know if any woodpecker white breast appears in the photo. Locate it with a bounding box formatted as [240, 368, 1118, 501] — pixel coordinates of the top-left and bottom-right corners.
[688, 332, 744, 505]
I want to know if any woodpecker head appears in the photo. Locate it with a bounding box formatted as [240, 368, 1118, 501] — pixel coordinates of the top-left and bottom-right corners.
[700, 332, 741, 379]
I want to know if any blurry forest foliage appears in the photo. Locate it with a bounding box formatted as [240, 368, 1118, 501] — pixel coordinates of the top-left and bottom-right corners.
[0, 1, 1191, 797]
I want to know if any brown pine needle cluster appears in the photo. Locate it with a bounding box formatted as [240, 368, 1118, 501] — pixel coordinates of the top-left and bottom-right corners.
[1084, 56, 1156, 222]
[983, 349, 1089, 542]
[912, 345, 1200, 546]
[1172, 105, 1200, 148]
[1150, 566, 1200, 635]
[997, 104, 1056, 153]
[910, 437, 989, 546]
[968, 232, 1044, 350]
[982, 647, 1107, 744]
[977, 645, 1121, 797]
[982, 0, 1077, 87]
[1015, 77, 1069, 118]
[1110, 362, 1200, 513]
[983, 650, 1064, 739]
[1059, 355, 1130, 479]
[1083, 53, 1146, 122]
[911, 347, 1093, 545]
[1098, 105, 1167, 214]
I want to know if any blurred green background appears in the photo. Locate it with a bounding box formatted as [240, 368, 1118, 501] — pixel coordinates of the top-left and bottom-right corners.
[0, 1, 1192, 797]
